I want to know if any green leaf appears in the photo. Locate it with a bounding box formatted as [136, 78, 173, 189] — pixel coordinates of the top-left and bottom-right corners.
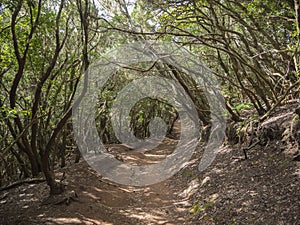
[189, 202, 203, 214]
[233, 103, 253, 111]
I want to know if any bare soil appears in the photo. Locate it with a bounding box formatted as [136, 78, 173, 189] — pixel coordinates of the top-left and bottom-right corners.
[0, 111, 300, 225]
[0, 140, 299, 225]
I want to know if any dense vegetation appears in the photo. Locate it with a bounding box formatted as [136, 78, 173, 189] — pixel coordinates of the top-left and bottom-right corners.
[0, 0, 299, 195]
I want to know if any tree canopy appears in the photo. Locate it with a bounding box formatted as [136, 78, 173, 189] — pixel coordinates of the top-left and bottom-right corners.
[0, 0, 299, 195]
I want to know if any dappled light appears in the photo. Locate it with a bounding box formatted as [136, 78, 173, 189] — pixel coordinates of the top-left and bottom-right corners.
[1, 0, 300, 224]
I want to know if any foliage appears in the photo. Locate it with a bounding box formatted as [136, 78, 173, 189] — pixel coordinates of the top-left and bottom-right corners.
[0, 0, 299, 195]
[189, 193, 218, 214]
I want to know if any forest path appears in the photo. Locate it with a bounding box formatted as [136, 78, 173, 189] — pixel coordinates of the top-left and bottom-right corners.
[0, 122, 197, 225]
[1, 140, 300, 225]
[49, 158, 189, 225]
[1, 113, 300, 224]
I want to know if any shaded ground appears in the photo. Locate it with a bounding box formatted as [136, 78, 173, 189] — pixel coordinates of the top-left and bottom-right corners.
[187, 144, 300, 224]
[1, 140, 299, 224]
[1, 111, 300, 224]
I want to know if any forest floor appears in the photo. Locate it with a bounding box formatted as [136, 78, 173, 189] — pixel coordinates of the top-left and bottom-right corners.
[1, 106, 300, 225]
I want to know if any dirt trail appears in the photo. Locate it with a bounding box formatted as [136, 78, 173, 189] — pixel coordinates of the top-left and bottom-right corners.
[0, 131, 196, 225]
[1, 117, 300, 224]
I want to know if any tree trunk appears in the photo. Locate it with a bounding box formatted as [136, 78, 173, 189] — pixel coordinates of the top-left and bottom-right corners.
[294, 0, 300, 76]
[41, 153, 64, 195]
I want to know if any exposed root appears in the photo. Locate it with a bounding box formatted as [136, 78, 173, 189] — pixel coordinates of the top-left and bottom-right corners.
[0, 178, 45, 192]
[42, 190, 79, 205]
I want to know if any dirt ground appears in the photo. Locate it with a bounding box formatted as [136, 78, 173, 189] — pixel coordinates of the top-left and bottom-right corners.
[0, 137, 299, 225]
[1, 104, 300, 225]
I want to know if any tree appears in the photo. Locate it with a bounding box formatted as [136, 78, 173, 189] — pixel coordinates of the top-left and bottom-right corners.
[0, 0, 103, 195]
[1, 0, 299, 196]
[104, 0, 300, 121]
